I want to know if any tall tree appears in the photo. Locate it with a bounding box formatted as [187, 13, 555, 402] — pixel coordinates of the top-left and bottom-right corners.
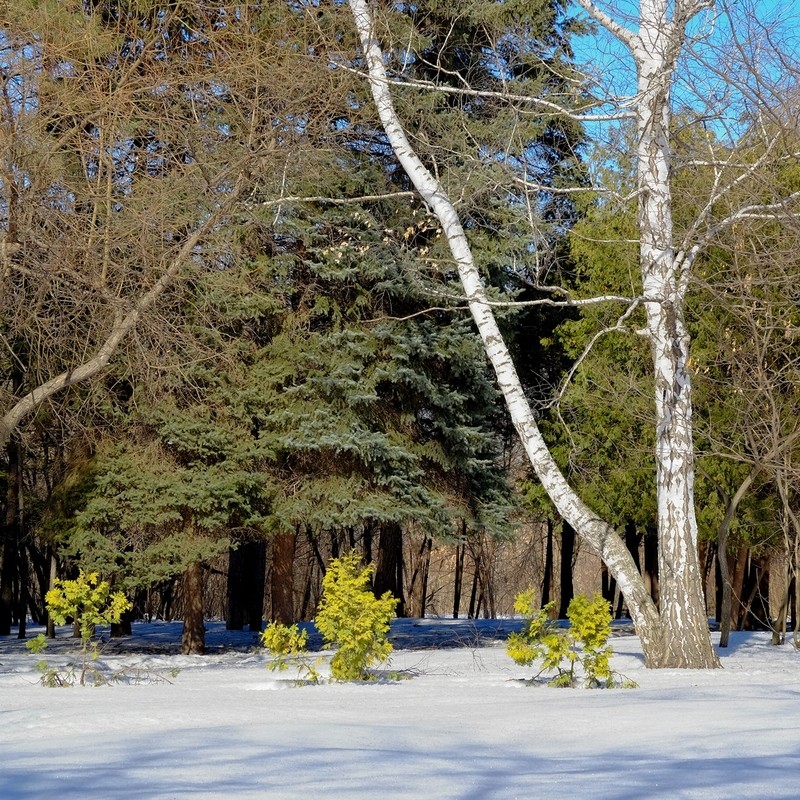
[348, 0, 799, 666]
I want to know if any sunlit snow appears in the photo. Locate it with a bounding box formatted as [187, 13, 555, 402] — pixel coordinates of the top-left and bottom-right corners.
[1, 619, 798, 799]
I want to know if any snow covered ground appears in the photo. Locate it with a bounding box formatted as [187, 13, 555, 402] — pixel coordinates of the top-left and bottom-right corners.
[1, 619, 798, 799]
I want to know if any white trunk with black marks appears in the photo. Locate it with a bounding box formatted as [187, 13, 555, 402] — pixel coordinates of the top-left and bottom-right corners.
[632, 0, 719, 668]
[348, 0, 665, 666]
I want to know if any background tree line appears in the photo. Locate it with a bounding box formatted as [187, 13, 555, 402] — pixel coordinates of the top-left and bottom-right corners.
[1, 0, 798, 656]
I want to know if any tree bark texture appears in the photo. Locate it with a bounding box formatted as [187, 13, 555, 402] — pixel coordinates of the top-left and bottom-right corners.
[619, 0, 718, 667]
[180, 561, 205, 655]
[373, 522, 405, 616]
[271, 530, 297, 625]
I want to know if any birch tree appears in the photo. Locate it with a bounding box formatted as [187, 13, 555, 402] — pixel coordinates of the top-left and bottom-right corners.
[346, 0, 796, 667]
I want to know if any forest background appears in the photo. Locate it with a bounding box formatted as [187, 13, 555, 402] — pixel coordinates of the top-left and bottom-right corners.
[1, 0, 799, 660]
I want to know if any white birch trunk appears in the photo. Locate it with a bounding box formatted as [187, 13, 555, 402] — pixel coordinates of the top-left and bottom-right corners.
[348, 0, 666, 667]
[631, 0, 720, 667]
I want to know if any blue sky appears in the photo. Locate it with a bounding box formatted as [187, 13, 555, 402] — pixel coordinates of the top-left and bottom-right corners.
[567, 0, 799, 142]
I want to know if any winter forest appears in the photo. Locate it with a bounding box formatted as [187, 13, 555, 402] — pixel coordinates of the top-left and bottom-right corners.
[2, 0, 800, 683]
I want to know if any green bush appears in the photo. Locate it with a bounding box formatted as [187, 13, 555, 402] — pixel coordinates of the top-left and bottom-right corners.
[27, 571, 132, 686]
[261, 621, 322, 683]
[507, 591, 635, 688]
[316, 552, 398, 681]
[261, 553, 398, 682]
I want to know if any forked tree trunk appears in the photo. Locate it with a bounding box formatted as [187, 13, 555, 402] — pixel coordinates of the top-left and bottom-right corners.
[181, 561, 205, 655]
[349, 0, 718, 667]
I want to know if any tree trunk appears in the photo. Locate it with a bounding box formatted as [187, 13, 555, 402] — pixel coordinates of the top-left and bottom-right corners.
[558, 520, 575, 619]
[373, 522, 405, 616]
[644, 525, 659, 607]
[0, 439, 21, 636]
[729, 547, 749, 631]
[226, 539, 266, 631]
[226, 544, 246, 631]
[181, 561, 205, 655]
[271, 530, 296, 625]
[419, 536, 432, 618]
[601, 565, 617, 610]
[247, 540, 266, 632]
[630, 0, 718, 668]
[407, 536, 431, 618]
[46, 549, 57, 639]
[541, 519, 554, 607]
[453, 538, 465, 619]
[348, 0, 667, 665]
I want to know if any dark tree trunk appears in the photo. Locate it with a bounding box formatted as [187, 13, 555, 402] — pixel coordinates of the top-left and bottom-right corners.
[271, 530, 296, 625]
[181, 561, 205, 655]
[407, 536, 431, 617]
[730, 546, 749, 630]
[362, 521, 373, 566]
[330, 529, 340, 560]
[46, 550, 57, 638]
[299, 558, 314, 621]
[419, 537, 431, 618]
[111, 607, 133, 638]
[0, 439, 21, 636]
[247, 540, 266, 632]
[373, 522, 405, 616]
[625, 521, 642, 571]
[558, 520, 575, 619]
[1, 544, 17, 635]
[453, 532, 466, 619]
[468, 566, 479, 619]
[16, 539, 27, 639]
[228, 540, 268, 631]
[541, 519, 554, 607]
[226, 544, 246, 630]
[741, 556, 769, 631]
[643, 525, 659, 607]
[617, 521, 642, 619]
[601, 564, 616, 609]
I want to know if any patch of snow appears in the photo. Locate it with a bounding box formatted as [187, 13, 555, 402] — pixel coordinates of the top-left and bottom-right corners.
[1, 620, 798, 799]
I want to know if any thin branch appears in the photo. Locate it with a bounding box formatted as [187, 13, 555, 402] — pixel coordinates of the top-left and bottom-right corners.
[550, 298, 645, 410]
[572, 0, 638, 48]
[252, 191, 416, 209]
[333, 62, 636, 122]
[677, 190, 800, 276]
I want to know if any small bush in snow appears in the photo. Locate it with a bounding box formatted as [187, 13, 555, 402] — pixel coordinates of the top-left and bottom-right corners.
[316, 552, 398, 681]
[261, 621, 322, 683]
[262, 553, 398, 682]
[507, 590, 635, 688]
[27, 571, 131, 687]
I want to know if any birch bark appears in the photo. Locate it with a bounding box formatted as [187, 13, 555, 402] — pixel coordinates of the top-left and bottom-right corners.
[348, 0, 667, 667]
[627, 0, 720, 667]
